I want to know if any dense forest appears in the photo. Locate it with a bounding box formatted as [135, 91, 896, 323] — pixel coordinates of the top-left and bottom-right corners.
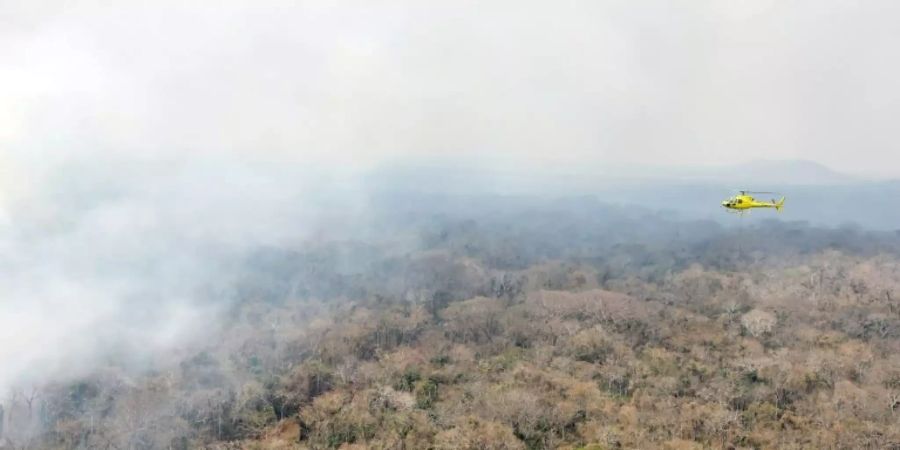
[4, 196, 900, 449]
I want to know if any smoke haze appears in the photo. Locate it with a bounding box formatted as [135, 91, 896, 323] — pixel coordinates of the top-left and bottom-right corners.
[4, 1, 900, 175]
[1, 0, 900, 435]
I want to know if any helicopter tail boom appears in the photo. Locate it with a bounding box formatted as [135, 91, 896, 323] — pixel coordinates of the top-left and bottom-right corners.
[774, 197, 785, 212]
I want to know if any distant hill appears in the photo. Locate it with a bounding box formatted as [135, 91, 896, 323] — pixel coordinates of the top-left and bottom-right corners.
[689, 160, 857, 186]
[596, 159, 858, 186]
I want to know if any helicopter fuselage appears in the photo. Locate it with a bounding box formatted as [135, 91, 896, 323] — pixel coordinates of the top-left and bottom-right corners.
[721, 194, 784, 212]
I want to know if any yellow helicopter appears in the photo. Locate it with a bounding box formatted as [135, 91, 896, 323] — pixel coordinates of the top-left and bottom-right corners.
[721, 191, 785, 214]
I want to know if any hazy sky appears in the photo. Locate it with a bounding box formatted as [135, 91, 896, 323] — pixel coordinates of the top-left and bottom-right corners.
[2, 0, 900, 184]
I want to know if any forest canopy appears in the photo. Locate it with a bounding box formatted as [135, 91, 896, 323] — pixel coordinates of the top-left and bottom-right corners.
[3, 194, 900, 449]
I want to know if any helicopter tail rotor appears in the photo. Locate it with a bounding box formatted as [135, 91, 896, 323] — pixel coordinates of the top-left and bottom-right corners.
[774, 197, 785, 212]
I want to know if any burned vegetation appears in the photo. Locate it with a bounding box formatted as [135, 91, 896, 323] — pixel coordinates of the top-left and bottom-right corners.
[5, 197, 900, 450]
